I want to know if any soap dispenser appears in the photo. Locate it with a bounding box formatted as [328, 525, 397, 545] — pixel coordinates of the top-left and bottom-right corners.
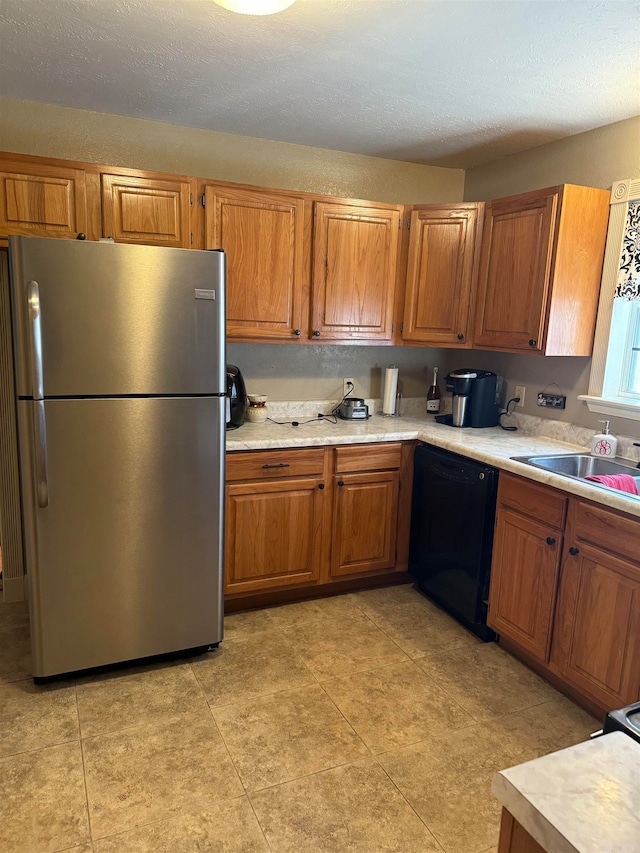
[590, 420, 618, 458]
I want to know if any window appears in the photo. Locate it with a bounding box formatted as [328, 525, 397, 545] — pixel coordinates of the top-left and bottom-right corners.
[580, 179, 640, 422]
[621, 302, 640, 397]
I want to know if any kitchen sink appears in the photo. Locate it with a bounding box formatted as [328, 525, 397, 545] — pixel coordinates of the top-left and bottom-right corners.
[511, 453, 640, 494]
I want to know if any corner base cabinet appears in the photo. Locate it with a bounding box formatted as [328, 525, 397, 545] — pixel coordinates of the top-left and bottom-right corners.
[551, 501, 640, 711]
[489, 473, 640, 714]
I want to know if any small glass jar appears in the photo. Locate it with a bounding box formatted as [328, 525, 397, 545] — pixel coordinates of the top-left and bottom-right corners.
[247, 394, 268, 423]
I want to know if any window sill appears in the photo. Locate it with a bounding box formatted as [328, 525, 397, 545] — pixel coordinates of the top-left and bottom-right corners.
[578, 394, 640, 422]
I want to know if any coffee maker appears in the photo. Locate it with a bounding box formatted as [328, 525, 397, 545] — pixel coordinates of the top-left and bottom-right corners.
[443, 369, 501, 428]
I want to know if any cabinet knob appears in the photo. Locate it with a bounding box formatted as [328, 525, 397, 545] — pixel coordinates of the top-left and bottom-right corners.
[569, 546, 580, 556]
[76, 232, 86, 240]
[528, 339, 537, 347]
[457, 333, 464, 341]
[338, 480, 345, 487]
[318, 483, 325, 490]
[546, 537, 556, 546]
[313, 330, 321, 337]
[294, 329, 301, 336]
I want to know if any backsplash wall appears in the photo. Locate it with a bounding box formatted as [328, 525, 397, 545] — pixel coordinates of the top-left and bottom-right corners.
[226, 343, 443, 405]
[440, 349, 638, 438]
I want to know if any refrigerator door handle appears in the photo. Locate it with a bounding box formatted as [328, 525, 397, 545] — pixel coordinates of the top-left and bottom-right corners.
[27, 280, 44, 400]
[34, 400, 49, 508]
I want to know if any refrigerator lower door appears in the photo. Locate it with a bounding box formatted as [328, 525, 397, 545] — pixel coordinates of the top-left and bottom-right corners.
[18, 396, 225, 677]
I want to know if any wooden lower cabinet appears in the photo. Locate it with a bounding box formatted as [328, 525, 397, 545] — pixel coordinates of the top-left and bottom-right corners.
[489, 507, 562, 662]
[331, 470, 399, 578]
[489, 474, 640, 714]
[225, 442, 410, 598]
[225, 476, 325, 594]
[497, 810, 545, 853]
[551, 502, 640, 710]
[488, 475, 566, 663]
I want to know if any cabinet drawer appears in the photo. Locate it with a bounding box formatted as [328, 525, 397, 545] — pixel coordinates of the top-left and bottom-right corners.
[572, 501, 640, 570]
[498, 473, 567, 529]
[334, 442, 402, 473]
[226, 448, 325, 481]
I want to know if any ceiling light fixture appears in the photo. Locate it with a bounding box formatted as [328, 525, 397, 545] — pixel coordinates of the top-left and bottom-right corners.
[214, 0, 296, 14]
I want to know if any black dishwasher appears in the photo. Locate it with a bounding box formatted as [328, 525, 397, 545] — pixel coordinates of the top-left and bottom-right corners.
[409, 443, 498, 641]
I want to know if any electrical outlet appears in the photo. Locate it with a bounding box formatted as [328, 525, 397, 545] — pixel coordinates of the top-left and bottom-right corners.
[343, 377, 355, 396]
[515, 385, 526, 407]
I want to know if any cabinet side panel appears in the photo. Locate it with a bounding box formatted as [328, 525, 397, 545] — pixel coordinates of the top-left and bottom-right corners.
[546, 185, 610, 356]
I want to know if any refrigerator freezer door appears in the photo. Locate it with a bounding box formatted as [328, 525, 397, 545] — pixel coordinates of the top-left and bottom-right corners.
[18, 396, 225, 677]
[10, 237, 226, 398]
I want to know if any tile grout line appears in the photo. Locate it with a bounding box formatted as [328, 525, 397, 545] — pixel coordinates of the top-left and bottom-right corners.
[246, 753, 376, 797]
[245, 790, 275, 853]
[207, 706, 249, 797]
[76, 683, 95, 845]
[316, 679, 374, 755]
[372, 754, 448, 853]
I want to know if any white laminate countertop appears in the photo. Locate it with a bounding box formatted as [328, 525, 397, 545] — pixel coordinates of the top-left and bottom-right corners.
[226, 414, 640, 519]
[491, 732, 640, 853]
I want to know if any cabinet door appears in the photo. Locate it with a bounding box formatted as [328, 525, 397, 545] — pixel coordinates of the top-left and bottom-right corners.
[225, 477, 325, 594]
[312, 202, 400, 341]
[473, 189, 558, 352]
[553, 541, 640, 710]
[488, 507, 562, 662]
[204, 185, 308, 340]
[0, 161, 88, 240]
[331, 471, 399, 577]
[101, 173, 192, 247]
[402, 204, 480, 347]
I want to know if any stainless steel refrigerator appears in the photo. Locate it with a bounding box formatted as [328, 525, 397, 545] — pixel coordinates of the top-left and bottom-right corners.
[4, 236, 226, 678]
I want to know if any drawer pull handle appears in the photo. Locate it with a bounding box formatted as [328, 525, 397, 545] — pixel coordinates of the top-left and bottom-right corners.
[313, 330, 321, 337]
[529, 339, 537, 347]
[318, 483, 325, 490]
[294, 329, 301, 336]
[569, 546, 579, 556]
[546, 537, 556, 546]
[457, 333, 464, 341]
[338, 480, 345, 487]
[262, 463, 290, 469]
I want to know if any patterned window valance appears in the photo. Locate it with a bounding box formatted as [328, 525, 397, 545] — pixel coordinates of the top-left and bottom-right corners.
[615, 200, 640, 300]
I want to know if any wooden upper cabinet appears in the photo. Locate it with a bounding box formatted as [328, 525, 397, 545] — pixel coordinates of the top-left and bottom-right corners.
[0, 158, 88, 240]
[402, 203, 482, 347]
[473, 185, 609, 355]
[101, 172, 192, 248]
[203, 184, 308, 341]
[312, 201, 401, 342]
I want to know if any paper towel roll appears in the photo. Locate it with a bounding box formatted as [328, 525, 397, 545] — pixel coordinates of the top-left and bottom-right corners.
[383, 366, 399, 415]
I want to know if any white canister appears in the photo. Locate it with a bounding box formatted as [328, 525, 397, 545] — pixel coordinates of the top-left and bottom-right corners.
[247, 394, 268, 423]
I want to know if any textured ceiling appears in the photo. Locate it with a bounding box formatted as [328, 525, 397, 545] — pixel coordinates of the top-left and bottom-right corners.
[0, 0, 638, 168]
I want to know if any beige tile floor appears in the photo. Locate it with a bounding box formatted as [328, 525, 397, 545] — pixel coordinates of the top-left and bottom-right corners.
[0, 586, 599, 853]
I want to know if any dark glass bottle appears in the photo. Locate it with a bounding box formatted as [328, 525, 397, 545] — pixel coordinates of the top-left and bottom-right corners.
[427, 366, 441, 414]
